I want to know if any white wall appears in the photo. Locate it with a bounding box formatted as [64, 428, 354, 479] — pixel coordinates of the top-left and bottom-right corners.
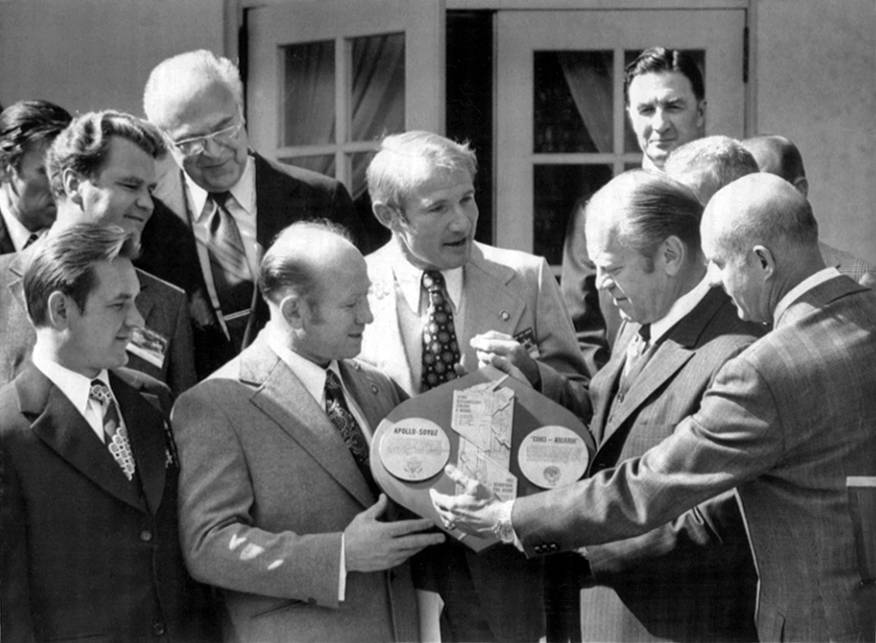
[755, 0, 876, 263]
[0, 0, 224, 117]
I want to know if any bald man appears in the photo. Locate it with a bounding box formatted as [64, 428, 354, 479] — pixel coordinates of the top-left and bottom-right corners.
[173, 221, 443, 642]
[742, 134, 875, 288]
[435, 173, 876, 642]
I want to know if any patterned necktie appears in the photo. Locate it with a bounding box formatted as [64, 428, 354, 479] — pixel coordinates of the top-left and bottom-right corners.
[207, 191, 253, 345]
[421, 270, 461, 391]
[324, 369, 374, 486]
[89, 380, 136, 481]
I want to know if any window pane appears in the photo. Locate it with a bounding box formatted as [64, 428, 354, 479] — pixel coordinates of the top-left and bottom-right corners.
[348, 151, 390, 254]
[351, 33, 405, 142]
[623, 49, 705, 154]
[278, 154, 335, 178]
[533, 164, 613, 265]
[534, 50, 613, 154]
[282, 40, 335, 147]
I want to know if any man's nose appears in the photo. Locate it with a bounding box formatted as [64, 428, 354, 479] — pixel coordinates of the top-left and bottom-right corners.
[594, 266, 613, 291]
[137, 189, 154, 215]
[651, 107, 671, 132]
[128, 302, 145, 329]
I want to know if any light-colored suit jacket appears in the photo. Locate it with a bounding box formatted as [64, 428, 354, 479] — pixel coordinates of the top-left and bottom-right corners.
[0, 241, 196, 395]
[361, 240, 589, 417]
[581, 287, 762, 642]
[172, 333, 418, 643]
[360, 240, 589, 641]
[513, 275, 876, 642]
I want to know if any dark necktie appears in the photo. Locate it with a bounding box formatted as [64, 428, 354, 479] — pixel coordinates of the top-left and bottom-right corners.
[620, 323, 652, 390]
[421, 270, 461, 391]
[207, 191, 253, 347]
[324, 369, 374, 486]
[23, 233, 39, 249]
[89, 380, 136, 481]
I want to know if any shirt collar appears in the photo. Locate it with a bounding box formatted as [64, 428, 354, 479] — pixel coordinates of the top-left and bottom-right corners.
[773, 267, 841, 326]
[649, 274, 712, 344]
[0, 193, 42, 251]
[266, 324, 338, 404]
[389, 242, 464, 313]
[31, 342, 111, 415]
[186, 153, 256, 221]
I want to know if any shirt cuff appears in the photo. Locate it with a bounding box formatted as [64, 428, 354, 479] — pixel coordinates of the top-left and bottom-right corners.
[339, 533, 347, 601]
[498, 499, 524, 551]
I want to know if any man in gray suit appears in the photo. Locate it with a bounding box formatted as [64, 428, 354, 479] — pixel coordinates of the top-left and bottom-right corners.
[0, 111, 196, 394]
[435, 173, 876, 642]
[173, 221, 443, 642]
[479, 169, 761, 641]
[359, 130, 588, 642]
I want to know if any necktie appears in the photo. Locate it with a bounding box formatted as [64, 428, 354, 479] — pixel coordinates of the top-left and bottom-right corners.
[23, 233, 39, 249]
[89, 380, 136, 481]
[620, 323, 652, 390]
[421, 270, 461, 391]
[324, 369, 374, 486]
[207, 191, 253, 347]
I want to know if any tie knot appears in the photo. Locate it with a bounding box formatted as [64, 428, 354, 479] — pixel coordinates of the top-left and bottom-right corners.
[422, 270, 446, 293]
[210, 191, 232, 208]
[324, 369, 342, 395]
[638, 324, 651, 344]
[89, 379, 113, 406]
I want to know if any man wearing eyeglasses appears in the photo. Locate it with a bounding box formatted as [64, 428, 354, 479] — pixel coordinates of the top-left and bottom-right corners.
[140, 50, 359, 377]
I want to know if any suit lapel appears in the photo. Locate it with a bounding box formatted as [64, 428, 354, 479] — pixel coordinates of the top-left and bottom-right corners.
[598, 287, 727, 446]
[461, 245, 526, 368]
[241, 339, 374, 508]
[0, 218, 14, 254]
[254, 153, 294, 248]
[111, 372, 167, 515]
[19, 365, 145, 512]
[365, 247, 416, 393]
[133, 268, 157, 323]
[588, 325, 631, 444]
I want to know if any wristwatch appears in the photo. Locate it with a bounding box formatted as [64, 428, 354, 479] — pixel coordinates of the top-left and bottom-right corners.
[491, 517, 516, 544]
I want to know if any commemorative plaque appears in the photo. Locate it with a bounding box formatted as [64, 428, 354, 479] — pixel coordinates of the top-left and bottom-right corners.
[371, 366, 595, 551]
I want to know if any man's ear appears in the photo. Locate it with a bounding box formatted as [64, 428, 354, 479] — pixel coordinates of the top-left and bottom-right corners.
[372, 202, 399, 231]
[0, 160, 14, 183]
[660, 235, 686, 276]
[62, 168, 85, 206]
[696, 98, 707, 130]
[46, 291, 73, 329]
[279, 294, 305, 329]
[752, 245, 776, 279]
[793, 176, 809, 198]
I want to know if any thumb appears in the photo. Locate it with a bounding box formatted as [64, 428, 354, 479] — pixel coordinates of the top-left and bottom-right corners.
[363, 492, 388, 519]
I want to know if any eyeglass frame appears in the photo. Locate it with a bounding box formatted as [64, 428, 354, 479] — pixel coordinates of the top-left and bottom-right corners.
[169, 113, 245, 158]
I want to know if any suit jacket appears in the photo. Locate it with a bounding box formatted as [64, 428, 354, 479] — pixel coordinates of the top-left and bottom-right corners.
[579, 287, 762, 642]
[360, 240, 588, 641]
[0, 363, 213, 642]
[513, 275, 876, 642]
[172, 333, 419, 643]
[138, 152, 357, 378]
[0, 216, 15, 254]
[820, 240, 876, 288]
[0, 242, 197, 395]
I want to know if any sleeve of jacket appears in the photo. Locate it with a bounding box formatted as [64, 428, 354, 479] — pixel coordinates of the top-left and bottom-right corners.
[0, 433, 37, 642]
[530, 255, 592, 421]
[512, 355, 784, 554]
[172, 388, 343, 608]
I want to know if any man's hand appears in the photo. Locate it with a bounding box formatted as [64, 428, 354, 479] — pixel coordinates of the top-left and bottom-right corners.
[470, 331, 539, 387]
[429, 465, 505, 535]
[344, 494, 445, 572]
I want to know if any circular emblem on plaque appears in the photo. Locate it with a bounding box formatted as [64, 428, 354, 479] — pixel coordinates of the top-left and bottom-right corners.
[378, 418, 451, 482]
[518, 425, 589, 489]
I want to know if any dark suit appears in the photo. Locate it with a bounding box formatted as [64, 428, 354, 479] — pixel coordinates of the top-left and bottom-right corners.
[513, 275, 876, 641]
[579, 287, 762, 642]
[0, 216, 16, 254]
[0, 243, 197, 395]
[0, 363, 214, 641]
[173, 333, 418, 642]
[139, 153, 358, 377]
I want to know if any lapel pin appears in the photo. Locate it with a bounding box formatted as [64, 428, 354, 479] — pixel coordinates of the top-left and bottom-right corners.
[500, 310, 510, 321]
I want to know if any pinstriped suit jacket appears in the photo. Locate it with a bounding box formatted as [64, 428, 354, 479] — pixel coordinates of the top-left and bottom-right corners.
[514, 275, 876, 642]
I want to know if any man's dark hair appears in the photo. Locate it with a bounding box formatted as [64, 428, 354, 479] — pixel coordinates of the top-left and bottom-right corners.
[0, 100, 72, 171]
[24, 224, 137, 327]
[46, 110, 166, 198]
[624, 47, 705, 104]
